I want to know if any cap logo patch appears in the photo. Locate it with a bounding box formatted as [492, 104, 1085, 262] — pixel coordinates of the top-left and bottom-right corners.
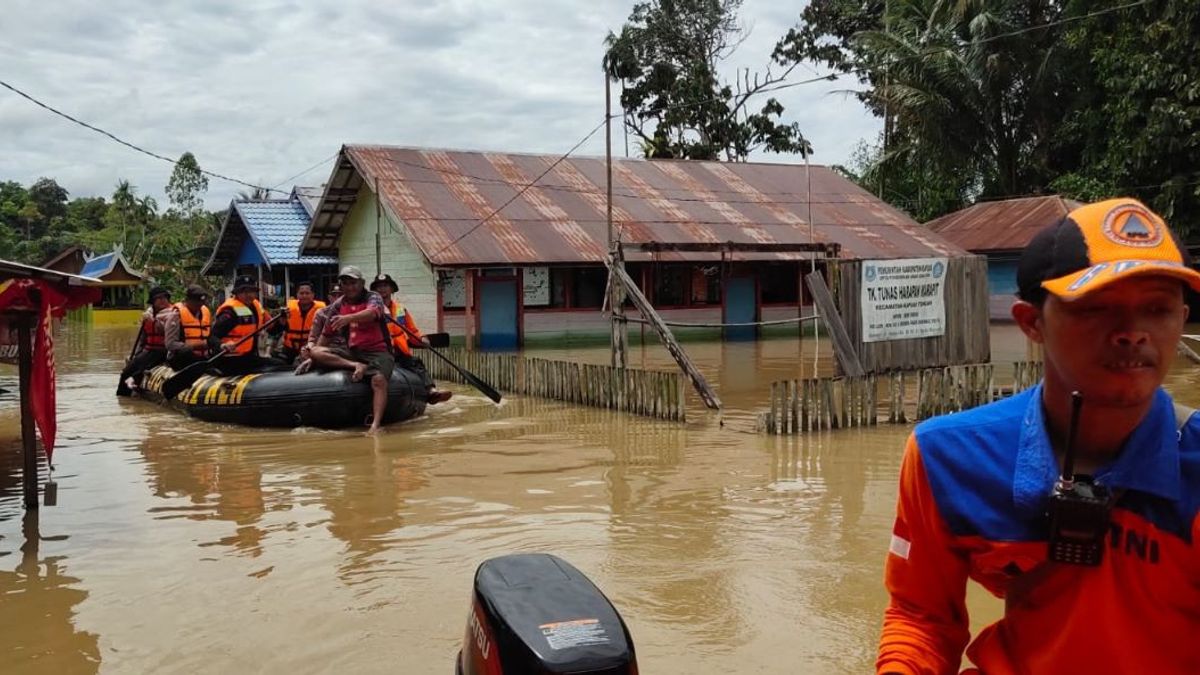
[1102, 204, 1163, 247]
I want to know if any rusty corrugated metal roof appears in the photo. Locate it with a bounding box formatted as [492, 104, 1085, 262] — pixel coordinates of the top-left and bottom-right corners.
[924, 195, 1081, 253]
[301, 145, 968, 265]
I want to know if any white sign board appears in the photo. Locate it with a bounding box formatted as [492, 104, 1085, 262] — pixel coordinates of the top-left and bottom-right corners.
[860, 258, 948, 343]
[439, 270, 466, 308]
[524, 267, 549, 306]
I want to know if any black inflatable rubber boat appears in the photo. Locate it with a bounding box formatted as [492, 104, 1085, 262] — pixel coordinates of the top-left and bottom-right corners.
[138, 364, 428, 428]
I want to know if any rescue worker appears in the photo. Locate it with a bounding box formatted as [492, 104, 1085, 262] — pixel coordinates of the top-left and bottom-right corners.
[116, 286, 173, 395]
[309, 266, 393, 435]
[328, 282, 343, 304]
[268, 281, 325, 364]
[370, 273, 452, 405]
[206, 274, 281, 376]
[878, 198, 1200, 674]
[165, 284, 212, 370]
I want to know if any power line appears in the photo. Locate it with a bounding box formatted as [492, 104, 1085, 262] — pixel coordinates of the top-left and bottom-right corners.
[0, 78, 285, 195]
[803, 0, 1152, 87]
[428, 117, 609, 258]
[270, 152, 339, 191]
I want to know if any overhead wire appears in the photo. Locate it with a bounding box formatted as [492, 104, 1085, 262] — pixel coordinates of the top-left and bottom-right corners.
[0, 78, 286, 195]
[269, 152, 339, 191]
[427, 117, 609, 258]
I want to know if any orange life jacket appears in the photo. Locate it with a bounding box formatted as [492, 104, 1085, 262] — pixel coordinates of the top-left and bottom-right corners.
[142, 308, 167, 351]
[174, 302, 212, 356]
[385, 300, 422, 357]
[284, 298, 326, 350]
[215, 297, 265, 355]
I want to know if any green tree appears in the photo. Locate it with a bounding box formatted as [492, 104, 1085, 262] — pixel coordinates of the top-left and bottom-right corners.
[164, 152, 209, 221]
[841, 134, 974, 223]
[604, 0, 811, 161]
[26, 177, 69, 233]
[773, 1, 1078, 217]
[1052, 0, 1200, 233]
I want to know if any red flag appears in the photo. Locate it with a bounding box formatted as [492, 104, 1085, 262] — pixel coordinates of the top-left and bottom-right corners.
[0, 277, 81, 464]
[31, 298, 57, 462]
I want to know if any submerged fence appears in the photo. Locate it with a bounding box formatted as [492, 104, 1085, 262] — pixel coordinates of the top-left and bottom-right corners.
[424, 348, 687, 421]
[759, 362, 1043, 434]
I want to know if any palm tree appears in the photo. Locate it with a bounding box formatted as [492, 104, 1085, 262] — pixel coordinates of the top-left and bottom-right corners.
[857, 0, 1067, 198]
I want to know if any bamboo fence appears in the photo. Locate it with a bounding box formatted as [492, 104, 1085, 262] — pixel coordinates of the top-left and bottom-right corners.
[760, 362, 1044, 434]
[424, 348, 686, 421]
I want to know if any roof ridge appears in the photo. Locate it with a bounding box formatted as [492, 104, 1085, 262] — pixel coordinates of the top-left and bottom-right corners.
[345, 144, 830, 168]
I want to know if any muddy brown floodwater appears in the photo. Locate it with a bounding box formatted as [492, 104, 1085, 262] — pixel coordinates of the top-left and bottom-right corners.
[1, 323, 1197, 673]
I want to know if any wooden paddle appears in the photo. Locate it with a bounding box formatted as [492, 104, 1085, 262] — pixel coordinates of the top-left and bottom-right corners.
[160, 313, 283, 400]
[385, 314, 501, 403]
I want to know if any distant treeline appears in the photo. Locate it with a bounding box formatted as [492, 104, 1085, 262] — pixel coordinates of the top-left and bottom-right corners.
[0, 152, 243, 293]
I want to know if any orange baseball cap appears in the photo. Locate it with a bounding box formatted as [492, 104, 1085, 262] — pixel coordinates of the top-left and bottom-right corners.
[1016, 198, 1200, 301]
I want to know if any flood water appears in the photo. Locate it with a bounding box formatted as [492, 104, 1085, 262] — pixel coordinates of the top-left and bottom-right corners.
[1, 323, 1197, 673]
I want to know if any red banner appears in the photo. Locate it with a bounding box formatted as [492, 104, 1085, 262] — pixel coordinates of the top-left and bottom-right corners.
[0, 277, 98, 462]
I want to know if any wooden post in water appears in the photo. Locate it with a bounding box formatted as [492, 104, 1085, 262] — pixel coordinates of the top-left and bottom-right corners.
[18, 313, 37, 509]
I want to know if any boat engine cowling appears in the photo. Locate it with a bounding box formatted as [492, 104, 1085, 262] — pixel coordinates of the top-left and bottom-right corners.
[457, 553, 637, 675]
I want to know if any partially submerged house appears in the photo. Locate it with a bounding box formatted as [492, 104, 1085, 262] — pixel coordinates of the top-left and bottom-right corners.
[300, 145, 969, 349]
[203, 187, 339, 301]
[926, 196, 1080, 320]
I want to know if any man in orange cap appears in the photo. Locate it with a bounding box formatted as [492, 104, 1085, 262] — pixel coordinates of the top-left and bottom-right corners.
[878, 198, 1200, 674]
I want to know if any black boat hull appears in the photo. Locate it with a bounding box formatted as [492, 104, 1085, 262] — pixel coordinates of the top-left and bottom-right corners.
[140, 364, 428, 428]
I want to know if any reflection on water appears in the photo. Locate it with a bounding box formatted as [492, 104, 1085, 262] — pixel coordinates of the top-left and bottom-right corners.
[0, 511, 100, 674]
[5, 322, 1192, 673]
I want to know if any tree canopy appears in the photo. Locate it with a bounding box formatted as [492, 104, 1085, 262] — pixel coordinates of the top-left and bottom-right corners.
[604, 0, 811, 161]
[771, 0, 1200, 231]
[0, 153, 224, 295]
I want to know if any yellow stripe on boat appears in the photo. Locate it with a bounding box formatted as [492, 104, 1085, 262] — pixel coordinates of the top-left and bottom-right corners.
[232, 374, 260, 405]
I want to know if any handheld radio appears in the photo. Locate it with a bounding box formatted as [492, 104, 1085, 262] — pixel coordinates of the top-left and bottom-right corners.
[1046, 392, 1114, 566]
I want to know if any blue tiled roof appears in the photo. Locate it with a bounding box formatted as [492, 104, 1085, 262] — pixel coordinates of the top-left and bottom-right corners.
[235, 200, 338, 266]
[79, 249, 145, 279]
[80, 252, 115, 278]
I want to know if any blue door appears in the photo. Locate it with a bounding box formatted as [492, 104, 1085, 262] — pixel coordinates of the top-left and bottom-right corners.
[479, 279, 519, 350]
[724, 276, 758, 342]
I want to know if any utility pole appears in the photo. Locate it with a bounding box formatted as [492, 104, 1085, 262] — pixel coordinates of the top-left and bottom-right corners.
[607, 75, 627, 369]
[374, 177, 383, 276]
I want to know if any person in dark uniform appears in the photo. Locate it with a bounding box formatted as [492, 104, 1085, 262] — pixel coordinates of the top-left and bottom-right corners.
[117, 286, 173, 395]
[206, 275, 283, 376]
[165, 284, 213, 370]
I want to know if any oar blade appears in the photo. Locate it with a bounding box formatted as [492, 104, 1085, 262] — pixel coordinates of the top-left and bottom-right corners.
[460, 368, 502, 403]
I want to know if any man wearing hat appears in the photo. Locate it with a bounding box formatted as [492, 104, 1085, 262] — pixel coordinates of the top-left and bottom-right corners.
[371, 272, 452, 405]
[164, 284, 213, 370]
[310, 265, 394, 435]
[327, 282, 344, 304]
[206, 274, 278, 375]
[877, 199, 1200, 674]
[116, 285, 174, 395]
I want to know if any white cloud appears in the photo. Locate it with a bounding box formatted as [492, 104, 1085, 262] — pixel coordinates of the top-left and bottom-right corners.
[0, 0, 880, 209]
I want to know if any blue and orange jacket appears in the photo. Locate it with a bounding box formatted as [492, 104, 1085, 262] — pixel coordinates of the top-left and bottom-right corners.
[878, 385, 1200, 675]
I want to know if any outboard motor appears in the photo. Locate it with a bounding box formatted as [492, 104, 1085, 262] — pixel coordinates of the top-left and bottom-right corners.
[457, 553, 637, 674]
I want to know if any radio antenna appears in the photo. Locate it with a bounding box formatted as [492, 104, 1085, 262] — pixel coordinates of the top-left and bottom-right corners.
[1061, 391, 1084, 483]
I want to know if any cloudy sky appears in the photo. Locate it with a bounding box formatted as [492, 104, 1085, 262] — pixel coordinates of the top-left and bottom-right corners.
[0, 0, 880, 209]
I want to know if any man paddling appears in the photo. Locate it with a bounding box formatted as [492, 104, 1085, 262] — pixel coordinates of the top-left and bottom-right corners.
[116, 286, 173, 395]
[309, 266, 394, 435]
[370, 273, 452, 405]
[206, 275, 281, 375]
